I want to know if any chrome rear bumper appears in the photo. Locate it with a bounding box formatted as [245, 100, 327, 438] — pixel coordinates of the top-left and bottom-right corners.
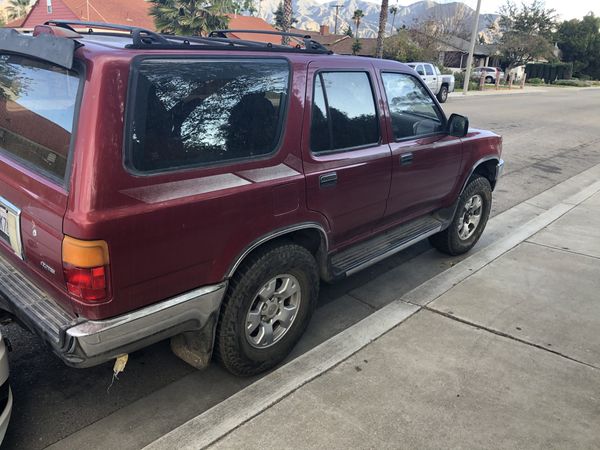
[0, 251, 226, 368]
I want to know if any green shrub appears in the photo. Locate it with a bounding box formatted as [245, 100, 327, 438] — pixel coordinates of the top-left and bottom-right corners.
[527, 77, 545, 85]
[553, 79, 590, 87]
[525, 63, 573, 83]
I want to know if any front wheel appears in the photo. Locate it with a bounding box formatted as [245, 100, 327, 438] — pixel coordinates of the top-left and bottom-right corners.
[429, 176, 492, 256]
[437, 85, 449, 103]
[215, 243, 319, 376]
[485, 76, 494, 84]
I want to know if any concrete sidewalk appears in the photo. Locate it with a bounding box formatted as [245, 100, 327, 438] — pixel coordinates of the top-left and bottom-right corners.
[149, 183, 600, 449]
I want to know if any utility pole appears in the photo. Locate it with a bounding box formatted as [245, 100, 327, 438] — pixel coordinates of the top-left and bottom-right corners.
[462, 0, 482, 95]
[331, 4, 343, 35]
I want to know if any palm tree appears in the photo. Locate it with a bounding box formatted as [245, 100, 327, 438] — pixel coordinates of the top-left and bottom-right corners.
[389, 6, 398, 36]
[6, 0, 31, 20]
[282, 0, 292, 44]
[375, 0, 389, 58]
[352, 9, 364, 38]
[149, 0, 229, 36]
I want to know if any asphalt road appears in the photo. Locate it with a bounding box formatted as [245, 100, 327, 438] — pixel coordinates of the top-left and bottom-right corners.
[2, 87, 600, 450]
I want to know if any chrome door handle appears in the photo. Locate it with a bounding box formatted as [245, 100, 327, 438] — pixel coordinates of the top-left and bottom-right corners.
[400, 153, 413, 166]
[319, 172, 338, 187]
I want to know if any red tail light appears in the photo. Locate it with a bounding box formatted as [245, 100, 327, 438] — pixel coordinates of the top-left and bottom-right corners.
[62, 236, 110, 303]
[64, 264, 108, 302]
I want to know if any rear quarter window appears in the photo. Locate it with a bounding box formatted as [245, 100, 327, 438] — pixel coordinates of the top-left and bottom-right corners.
[126, 58, 290, 173]
[0, 54, 80, 182]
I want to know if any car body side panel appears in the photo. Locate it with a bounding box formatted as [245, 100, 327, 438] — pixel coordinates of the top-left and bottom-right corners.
[62, 52, 330, 320]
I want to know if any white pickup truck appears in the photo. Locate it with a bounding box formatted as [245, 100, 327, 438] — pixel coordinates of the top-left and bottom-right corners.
[407, 62, 455, 103]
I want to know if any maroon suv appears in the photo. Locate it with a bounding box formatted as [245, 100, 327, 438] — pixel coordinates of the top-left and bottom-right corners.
[0, 22, 503, 376]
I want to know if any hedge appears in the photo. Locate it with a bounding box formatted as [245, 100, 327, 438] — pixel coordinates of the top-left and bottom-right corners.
[525, 63, 573, 83]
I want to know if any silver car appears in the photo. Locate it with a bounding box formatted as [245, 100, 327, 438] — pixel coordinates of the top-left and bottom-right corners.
[0, 331, 12, 443]
[471, 66, 504, 83]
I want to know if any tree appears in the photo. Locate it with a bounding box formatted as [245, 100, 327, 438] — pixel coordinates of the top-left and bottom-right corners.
[375, 0, 389, 58]
[273, 2, 297, 31]
[383, 29, 430, 62]
[149, 0, 230, 36]
[6, 0, 31, 20]
[242, 0, 256, 15]
[343, 25, 353, 37]
[352, 9, 364, 38]
[497, 0, 557, 71]
[282, 0, 292, 44]
[557, 14, 600, 79]
[389, 6, 398, 36]
[352, 39, 362, 55]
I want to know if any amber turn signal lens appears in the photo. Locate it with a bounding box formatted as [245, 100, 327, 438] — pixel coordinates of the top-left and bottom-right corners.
[62, 236, 109, 268]
[62, 236, 110, 303]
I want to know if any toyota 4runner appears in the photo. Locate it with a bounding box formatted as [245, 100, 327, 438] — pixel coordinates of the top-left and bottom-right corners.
[0, 22, 503, 376]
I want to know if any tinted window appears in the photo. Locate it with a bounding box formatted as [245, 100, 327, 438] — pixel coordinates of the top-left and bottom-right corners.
[310, 72, 378, 153]
[425, 65, 434, 75]
[128, 59, 289, 172]
[0, 54, 80, 181]
[381, 73, 444, 140]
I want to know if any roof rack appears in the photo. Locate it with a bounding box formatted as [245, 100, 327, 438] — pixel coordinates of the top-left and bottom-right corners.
[45, 20, 170, 47]
[209, 29, 330, 53]
[44, 20, 332, 54]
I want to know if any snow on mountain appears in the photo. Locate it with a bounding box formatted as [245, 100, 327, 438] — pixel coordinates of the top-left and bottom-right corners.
[253, 0, 499, 39]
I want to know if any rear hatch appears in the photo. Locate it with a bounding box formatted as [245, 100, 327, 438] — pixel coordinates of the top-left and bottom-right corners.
[0, 50, 82, 312]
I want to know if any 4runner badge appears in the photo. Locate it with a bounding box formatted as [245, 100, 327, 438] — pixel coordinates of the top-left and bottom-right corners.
[40, 261, 56, 275]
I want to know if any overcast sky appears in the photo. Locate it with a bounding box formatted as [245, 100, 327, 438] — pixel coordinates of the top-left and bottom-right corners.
[314, 0, 599, 20]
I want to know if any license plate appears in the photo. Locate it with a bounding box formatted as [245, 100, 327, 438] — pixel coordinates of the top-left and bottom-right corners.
[0, 207, 8, 238]
[0, 197, 22, 258]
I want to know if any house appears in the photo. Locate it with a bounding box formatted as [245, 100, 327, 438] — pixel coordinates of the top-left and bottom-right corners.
[433, 34, 500, 70]
[5, 0, 154, 29]
[292, 25, 377, 57]
[4, 1, 280, 44]
[225, 14, 280, 44]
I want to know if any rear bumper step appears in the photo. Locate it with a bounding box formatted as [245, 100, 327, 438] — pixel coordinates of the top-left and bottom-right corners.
[0, 252, 226, 368]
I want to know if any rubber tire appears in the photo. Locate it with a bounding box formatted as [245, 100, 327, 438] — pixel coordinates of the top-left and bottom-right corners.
[485, 76, 494, 84]
[429, 176, 492, 256]
[215, 243, 319, 376]
[437, 85, 448, 103]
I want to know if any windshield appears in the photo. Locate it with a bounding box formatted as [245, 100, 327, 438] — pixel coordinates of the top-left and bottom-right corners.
[0, 54, 80, 182]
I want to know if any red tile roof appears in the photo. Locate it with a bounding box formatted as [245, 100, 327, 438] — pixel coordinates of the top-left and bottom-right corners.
[226, 14, 280, 44]
[8, 0, 154, 30]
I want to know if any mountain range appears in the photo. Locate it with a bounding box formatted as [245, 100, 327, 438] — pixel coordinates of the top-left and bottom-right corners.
[253, 0, 499, 40]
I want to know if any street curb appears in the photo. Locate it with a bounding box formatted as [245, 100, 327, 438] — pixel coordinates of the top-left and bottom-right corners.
[145, 177, 600, 450]
[402, 181, 600, 307]
[145, 301, 420, 450]
[449, 88, 548, 99]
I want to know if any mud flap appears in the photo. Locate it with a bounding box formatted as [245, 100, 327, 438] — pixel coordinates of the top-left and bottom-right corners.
[170, 323, 216, 370]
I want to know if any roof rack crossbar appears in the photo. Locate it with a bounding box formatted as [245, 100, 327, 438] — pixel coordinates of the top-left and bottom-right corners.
[44, 20, 170, 46]
[163, 34, 269, 49]
[209, 29, 330, 53]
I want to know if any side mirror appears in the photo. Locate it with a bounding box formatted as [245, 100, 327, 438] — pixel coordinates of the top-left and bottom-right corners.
[447, 113, 469, 138]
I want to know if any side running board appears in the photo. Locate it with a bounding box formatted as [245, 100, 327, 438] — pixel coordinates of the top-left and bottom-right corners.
[331, 215, 444, 277]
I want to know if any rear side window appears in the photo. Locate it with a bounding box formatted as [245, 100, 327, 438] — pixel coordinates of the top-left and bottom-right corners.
[310, 71, 379, 153]
[425, 65, 434, 75]
[127, 58, 289, 173]
[0, 54, 80, 182]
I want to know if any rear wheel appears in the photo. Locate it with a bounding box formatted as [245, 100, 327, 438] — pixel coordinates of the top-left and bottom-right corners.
[429, 176, 492, 256]
[215, 243, 319, 376]
[437, 85, 449, 103]
[485, 76, 494, 84]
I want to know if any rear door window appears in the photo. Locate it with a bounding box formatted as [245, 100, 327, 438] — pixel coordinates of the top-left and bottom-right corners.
[310, 71, 379, 153]
[127, 58, 290, 173]
[0, 54, 80, 182]
[425, 65, 434, 76]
